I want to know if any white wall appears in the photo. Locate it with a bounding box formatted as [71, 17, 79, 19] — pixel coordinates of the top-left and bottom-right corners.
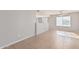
[48, 12, 79, 32]
[0, 10, 36, 48]
[36, 17, 49, 34]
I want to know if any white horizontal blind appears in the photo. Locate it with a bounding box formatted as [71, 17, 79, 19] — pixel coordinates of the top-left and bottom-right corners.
[56, 16, 71, 27]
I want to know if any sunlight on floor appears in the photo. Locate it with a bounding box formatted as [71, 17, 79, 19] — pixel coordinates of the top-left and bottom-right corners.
[56, 31, 79, 39]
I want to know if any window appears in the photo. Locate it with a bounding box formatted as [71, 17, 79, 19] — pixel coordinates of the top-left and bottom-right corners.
[38, 17, 43, 23]
[56, 16, 71, 27]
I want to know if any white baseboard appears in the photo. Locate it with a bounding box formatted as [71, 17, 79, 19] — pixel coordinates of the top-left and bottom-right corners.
[0, 35, 34, 49]
[0, 30, 49, 49]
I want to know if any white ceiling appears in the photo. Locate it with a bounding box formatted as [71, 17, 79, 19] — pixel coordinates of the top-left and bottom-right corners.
[36, 10, 79, 17]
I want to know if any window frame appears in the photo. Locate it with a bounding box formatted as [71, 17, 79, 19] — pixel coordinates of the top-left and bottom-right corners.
[56, 16, 71, 27]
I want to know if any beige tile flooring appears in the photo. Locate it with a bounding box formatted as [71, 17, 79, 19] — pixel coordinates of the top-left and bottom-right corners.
[4, 30, 79, 49]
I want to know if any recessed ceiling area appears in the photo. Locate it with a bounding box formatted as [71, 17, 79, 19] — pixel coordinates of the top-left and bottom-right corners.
[36, 10, 79, 17]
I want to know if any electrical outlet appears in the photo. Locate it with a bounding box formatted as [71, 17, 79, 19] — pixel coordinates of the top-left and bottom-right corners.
[17, 34, 21, 38]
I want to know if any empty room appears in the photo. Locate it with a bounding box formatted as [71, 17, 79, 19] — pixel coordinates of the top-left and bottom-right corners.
[0, 10, 79, 49]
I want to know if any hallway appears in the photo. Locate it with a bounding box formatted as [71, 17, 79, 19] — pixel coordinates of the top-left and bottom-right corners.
[4, 30, 79, 49]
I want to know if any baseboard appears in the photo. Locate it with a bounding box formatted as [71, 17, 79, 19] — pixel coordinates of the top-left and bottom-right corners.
[0, 35, 34, 49]
[0, 30, 49, 49]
